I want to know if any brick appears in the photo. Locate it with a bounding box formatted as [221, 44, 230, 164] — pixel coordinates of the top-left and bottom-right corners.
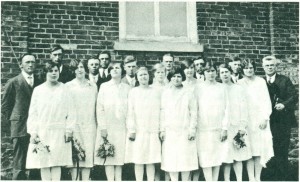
[39, 24, 54, 28]
[56, 39, 70, 44]
[63, 20, 78, 24]
[73, 30, 87, 35]
[35, 34, 51, 38]
[73, 50, 87, 54]
[77, 45, 91, 49]
[46, 29, 61, 34]
[52, 34, 66, 39]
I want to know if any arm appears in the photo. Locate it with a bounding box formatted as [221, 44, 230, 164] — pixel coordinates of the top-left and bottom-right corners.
[27, 89, 40, 143]
[96, 84, 108, 138]
[188, 91, 197, 137]
[126, 90, 136, 134]
[1, 80, 15, 122]
[239, 86, 248, 131]
[280, 77, 297, 111]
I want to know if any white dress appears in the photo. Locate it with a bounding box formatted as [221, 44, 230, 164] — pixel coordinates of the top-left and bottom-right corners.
[161, 86, 198, 172]
[66, 79, 97, 168]
[195, 82, 229, 168]
[238, 76, 274, 167]
[26, 83, 73, 169]
[223, 84, 252, 163]
[125, 87, 161, 164]
[94, 81, 131, 165]
[182, 78, 198, 92]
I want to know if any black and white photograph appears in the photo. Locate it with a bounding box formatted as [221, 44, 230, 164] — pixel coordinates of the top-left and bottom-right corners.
[1, 1, 299, 181]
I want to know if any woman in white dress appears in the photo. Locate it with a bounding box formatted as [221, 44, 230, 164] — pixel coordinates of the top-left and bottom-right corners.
[160, 66, 198, 181]
[195, 61, 229, 181]
[66, 59, 97, 180]
[238, 59, 274, 181]
[94, 62, 131, 181]
[150, 63, 168, 181]
[182, 60, 198, 90]
[26, 61, 73, 180]
[219, 63, 252, 181]
[125, 67, 161, 181]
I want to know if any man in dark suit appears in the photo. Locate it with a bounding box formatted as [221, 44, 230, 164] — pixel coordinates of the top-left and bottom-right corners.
[87, 57, 102, 91]
[228, 57, 243, 83]
[122, 55, 138, 88]
[97, 51, 112, 86]
[161, 53, 175, 79]
[50, 45, 74, 83]
[2, 53, 42, 180]
[193, 56, 206, 82]
[261, 56, 297, 181]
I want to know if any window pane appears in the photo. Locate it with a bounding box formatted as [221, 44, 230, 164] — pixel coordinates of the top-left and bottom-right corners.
[126, 2, 155, 36]
[159, 2, 187, 37]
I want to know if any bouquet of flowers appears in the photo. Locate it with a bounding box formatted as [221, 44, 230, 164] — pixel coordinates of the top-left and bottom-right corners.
[233, 132, 246, 149]
[32, 141, 50, 154]
[72, 138, 86, 162]
[96, 137, 115, 165]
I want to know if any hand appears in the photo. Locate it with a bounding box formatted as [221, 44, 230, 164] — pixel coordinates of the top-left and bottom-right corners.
[101, 129, 108, 139]
[129, 133, 136, 141]
[238, 130, 246, 136]
[30, 133, 40, 144]
[160, 132, 166, 142]
[65, 132, 73, 143]
[220, 130, 227, 142]
[274, 103, 285, 111]
[188, 132, 195, 141]
[259, 120, 268, 130]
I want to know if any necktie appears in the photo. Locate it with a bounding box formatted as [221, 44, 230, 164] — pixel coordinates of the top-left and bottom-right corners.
[28, 76, 33, 87]
[268, 77, 272, 84]
[103, 70, 106, 78]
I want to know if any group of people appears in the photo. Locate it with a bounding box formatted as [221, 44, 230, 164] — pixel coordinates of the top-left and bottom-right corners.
[2, 45, 297, 181]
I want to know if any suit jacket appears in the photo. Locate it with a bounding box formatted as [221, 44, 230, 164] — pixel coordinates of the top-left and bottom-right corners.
[263, 74, 297, 126]
[59, 65, 75, 83]
[87, 74, 111, 91]
[230, 73, 243, 83]
[1, 73, 42, 137]
[121, 76, 138, 87]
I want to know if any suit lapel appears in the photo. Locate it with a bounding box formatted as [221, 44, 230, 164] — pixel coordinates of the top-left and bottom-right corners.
[18, 74, 32, 96]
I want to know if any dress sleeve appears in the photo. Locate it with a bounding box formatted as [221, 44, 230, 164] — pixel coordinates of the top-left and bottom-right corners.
[126, 89, 136, 133]
[188, 91, 197, 135]
[65, 85, 75, 133]
[239, 86, 248, 130]
[96, 84, 106, 130]
[27, 89, 39, 135]
[221, 86, 229, 130]
[260, 79, 272, 120]
[160, 90, 166, 132]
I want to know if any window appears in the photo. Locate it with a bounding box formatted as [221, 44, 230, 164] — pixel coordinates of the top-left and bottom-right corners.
[115, 1, 202, 52]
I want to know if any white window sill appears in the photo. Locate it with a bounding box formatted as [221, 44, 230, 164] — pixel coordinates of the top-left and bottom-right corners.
[114, 41, 203, 52]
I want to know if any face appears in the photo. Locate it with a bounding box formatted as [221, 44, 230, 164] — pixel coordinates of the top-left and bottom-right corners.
[19, 55, 36, 74]
[50, 49, 63, 64]
[75, 62, 86, 79]
[229, 61, 241, 74]
[88, 59, 100, 75]
[219, 67, 231, 83]
[194, 59, 205, 74]
[46, 66, 59, 82]
[99, 54, 110, 69]
[204, 67, 217, 82]
[124, 61, 137, 77]
[184, 66, 195, 79]
[171, 73, 183, 87]
[162, 56, 174, 71]
[154, 68, 166, 82]
[243, 63, 255, 77]
[110, 63, 122, 78]
[137, 70, 149, 86]
[263, 60, 276, 76]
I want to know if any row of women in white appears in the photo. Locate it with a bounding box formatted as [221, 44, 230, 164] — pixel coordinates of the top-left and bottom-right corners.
[25, 59, 274, 181]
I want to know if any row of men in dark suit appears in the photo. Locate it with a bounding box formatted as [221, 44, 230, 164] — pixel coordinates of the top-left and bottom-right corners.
[1, 44, 297, 181]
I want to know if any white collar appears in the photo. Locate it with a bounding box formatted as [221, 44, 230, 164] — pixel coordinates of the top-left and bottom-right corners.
[22, 71, 33, 78]
[266, 73, 276, 83]
[126, 75, 135, 82]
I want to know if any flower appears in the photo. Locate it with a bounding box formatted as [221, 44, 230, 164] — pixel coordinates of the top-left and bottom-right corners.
[32, 141, 50, 154]
[233, 132, 247, 149]
[72, 139, 86, 162]
[96, 137, 115, 165]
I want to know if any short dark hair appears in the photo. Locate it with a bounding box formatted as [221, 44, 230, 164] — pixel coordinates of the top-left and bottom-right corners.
[69, 59, 88, 73]
[167, 65, 186, 81]
[203, 61, 217, 72]
[97, 51, 111, 60]
[42, 61, 59, 75]
[124, 55, 136, 65]
[19, 53, 36, 64]
[182, 59, 194, 68]
[218, 63, 233, 73]
[229, 57, 242, 62]
[241, 59, 256, 72]
[193, 55, 206, 63]
[107, 61, 126, 76]
[50, 45, 64, 53]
